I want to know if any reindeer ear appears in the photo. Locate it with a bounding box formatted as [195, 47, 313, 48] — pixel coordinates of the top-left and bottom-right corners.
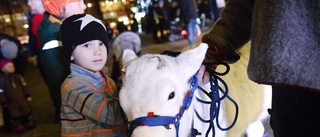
[122, 49, 138, 66]
[176, 43, 208, 78]
[153, 56, 167, 69]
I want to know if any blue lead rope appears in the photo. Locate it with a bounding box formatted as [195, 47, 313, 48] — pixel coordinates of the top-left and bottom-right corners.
[193, 62, 239, 137]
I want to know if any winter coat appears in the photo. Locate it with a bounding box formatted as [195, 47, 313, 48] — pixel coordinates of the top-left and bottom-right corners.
[25, 11, 44, 56]
[60, 63, 127, 137]
[177, 0, 198, 23]
[37, 12, 70, 109]
[202, 0, 320, 90]
[0, 72, 31, 118]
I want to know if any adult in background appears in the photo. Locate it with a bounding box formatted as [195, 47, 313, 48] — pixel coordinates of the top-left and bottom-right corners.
[177, 0, 198, 45]
[200, 0, 320, 136]
[148, 0, 169, 43]
[25, 0, 45, 75]
[38, 0, 86, 122]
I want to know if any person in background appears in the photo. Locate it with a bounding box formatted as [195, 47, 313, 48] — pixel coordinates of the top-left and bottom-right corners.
[177, 0, 198, 45]
[200, 0, 320, 136]
[37, 0, 86, 122]
[197, 0, 208, 28]
[0, 59, 12, 134]
[0, 34, 27, 76]
[148, 0, 169, 43]
[0, 59, 34, 133]
[168, 0, 180, 22]
[111, 31, 141, 89]
[25, 0, 45, 74]
[60, 14, 127, 137]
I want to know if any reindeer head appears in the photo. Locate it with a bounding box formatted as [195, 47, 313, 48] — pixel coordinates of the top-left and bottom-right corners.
[119, 44, 208, 137]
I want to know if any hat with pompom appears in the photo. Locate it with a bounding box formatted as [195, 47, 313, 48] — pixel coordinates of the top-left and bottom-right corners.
[0, 59, 13, 68]
[1, 41, 18, 59]
[60, 14, 108, 61]
[112, 31, 141, 61]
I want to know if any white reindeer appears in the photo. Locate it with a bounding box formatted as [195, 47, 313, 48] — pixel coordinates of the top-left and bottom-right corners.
[119, 43, 272, 137]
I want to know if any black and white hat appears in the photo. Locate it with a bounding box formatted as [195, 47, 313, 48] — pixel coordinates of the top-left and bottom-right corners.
[60, 14, 108, 61]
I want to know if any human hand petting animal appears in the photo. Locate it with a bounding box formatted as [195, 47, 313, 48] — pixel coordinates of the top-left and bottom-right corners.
[196, 65, 210, 84]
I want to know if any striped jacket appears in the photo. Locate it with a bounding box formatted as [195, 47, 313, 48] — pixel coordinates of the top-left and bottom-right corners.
[60, 63, 127, 137]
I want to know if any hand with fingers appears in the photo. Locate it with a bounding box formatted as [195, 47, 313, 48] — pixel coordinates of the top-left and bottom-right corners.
[197, 40, 240, 84]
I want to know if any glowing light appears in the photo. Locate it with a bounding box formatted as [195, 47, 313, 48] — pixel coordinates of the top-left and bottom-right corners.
[181, 30, 188, 36]
[4, 18, 10, 23]
[131, 7, 136, 12]
[109, 22, 117, 29]
[118, 16, 129, 25]
[105, 1, 113, 5]
[23, 24, 29, 29]
[87, 3, 92, 8]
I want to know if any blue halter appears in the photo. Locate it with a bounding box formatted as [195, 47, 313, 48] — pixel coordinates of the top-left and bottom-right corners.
[128, 75, 199, 137]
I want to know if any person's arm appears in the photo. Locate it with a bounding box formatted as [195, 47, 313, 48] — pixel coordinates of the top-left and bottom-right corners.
[17, 74, 32, 102]
[202, 0, 254, 64]
[61, 80, 124, 125]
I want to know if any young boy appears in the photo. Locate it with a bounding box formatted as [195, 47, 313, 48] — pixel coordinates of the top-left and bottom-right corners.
[60, 14, 127, 137]
[0, 59, 34, 133]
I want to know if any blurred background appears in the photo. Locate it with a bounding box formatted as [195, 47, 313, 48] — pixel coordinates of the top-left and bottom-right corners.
[0, 0, 223, 44]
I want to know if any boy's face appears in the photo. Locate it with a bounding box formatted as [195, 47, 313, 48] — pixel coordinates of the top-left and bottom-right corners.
[71, 40, 107, 72]
[1, 62, 15, 74]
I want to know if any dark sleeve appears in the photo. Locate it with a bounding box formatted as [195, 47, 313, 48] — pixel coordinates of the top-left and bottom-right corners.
[202, 0, 254, 51]
[0, 75, 8, 104]
[17, 74, 30, 98]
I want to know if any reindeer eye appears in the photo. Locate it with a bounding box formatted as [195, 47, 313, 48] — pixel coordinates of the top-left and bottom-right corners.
[168, 91, 175, 100]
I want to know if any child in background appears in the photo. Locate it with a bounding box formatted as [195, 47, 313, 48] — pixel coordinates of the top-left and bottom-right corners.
[0, 59, 34, 133]
[60, 14, 127, 137]
[111, 31, 141, 89]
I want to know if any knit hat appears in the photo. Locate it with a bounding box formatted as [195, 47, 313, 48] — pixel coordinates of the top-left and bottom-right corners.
[112, 31, 141, 61]
[42, 0, 79, 16]
[1, 41, 18, 59]
[60, 14, 108, 61]
[0, 59, 13, 68]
